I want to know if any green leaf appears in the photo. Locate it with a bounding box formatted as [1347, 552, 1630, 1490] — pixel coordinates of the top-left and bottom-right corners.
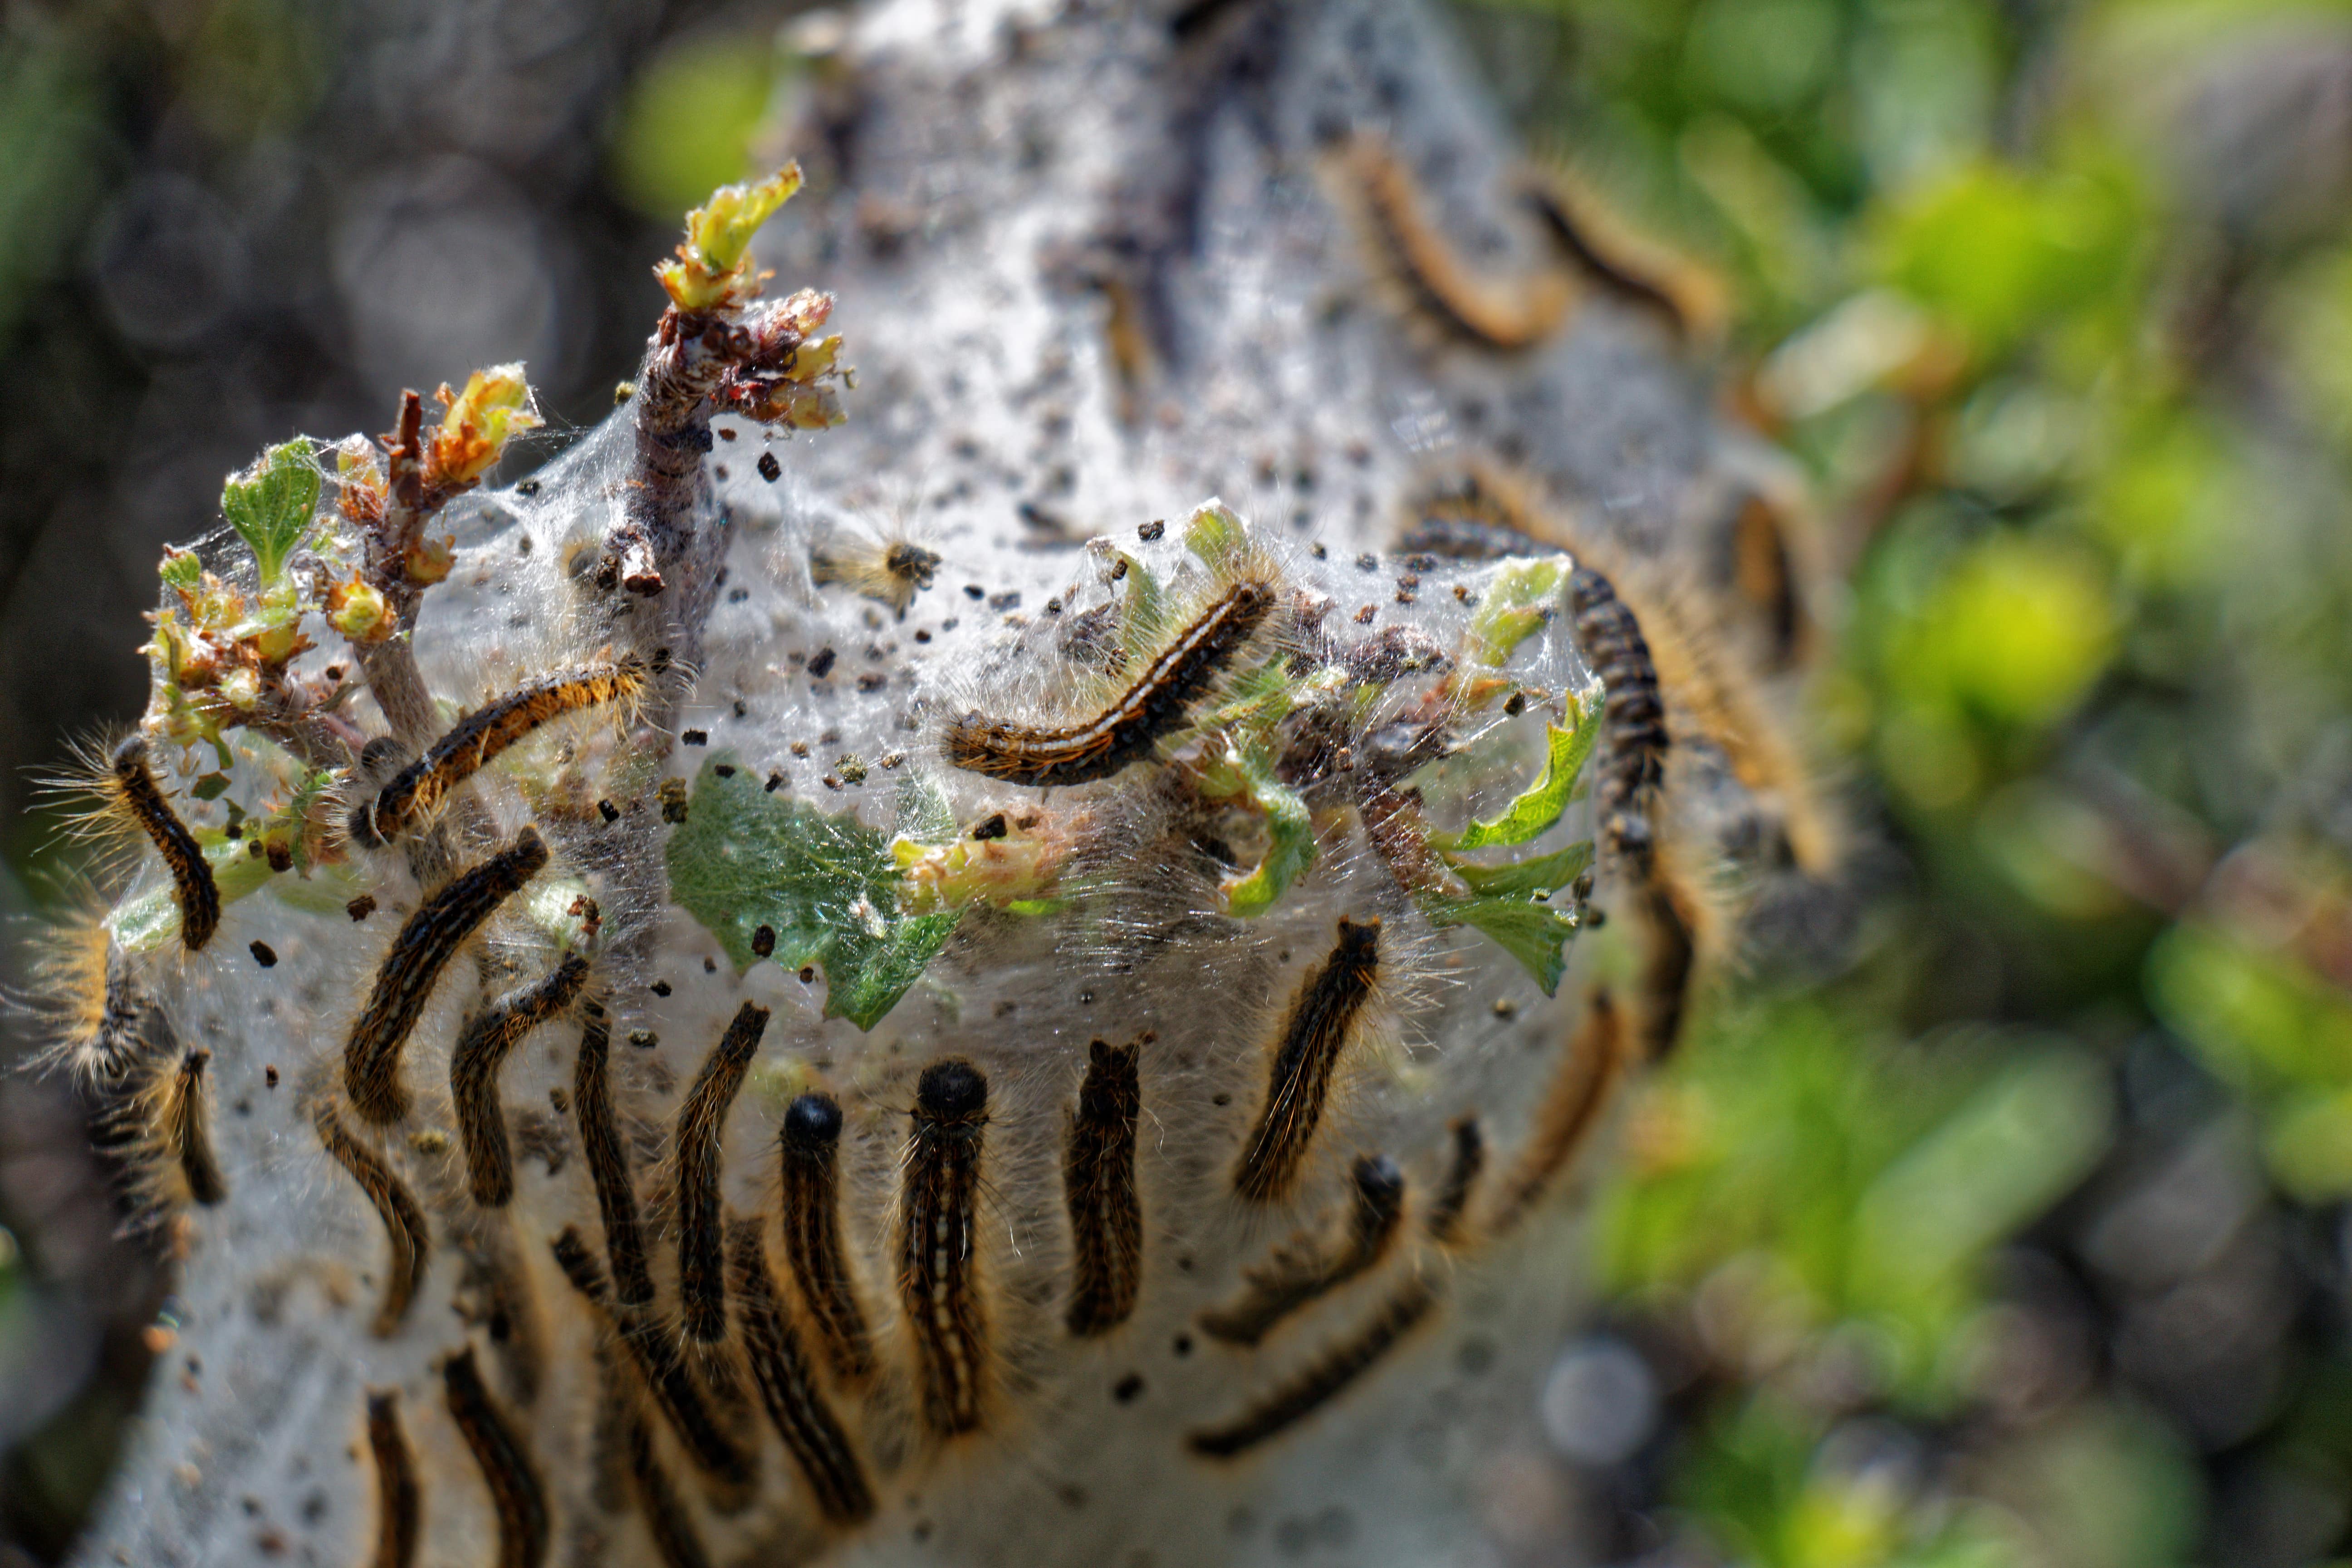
[1433, 688, 1602, 852]
[1463, 556, 1566, 667]
[1424, 896, 1582, 996]
[220, 440, 322, 585]
[666, 753, 960, 1029]
[1445, 839, 1594, 898]
[1183, 499, 1247, 573]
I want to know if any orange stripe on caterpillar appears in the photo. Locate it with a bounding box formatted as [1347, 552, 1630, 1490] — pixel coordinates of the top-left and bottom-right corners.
[343, 827, 549, 1125]
[451, 956, 591, 1206]
[573, 1006, 655, 1306]
[314, 1098, 430, 1336]
[898, 1058, 991, 1436]
[675, 1001, 769, 1343]
[728, 1217, 876, 1524]
[943, 578, 1274, 788]
[110, 736, 220, 951]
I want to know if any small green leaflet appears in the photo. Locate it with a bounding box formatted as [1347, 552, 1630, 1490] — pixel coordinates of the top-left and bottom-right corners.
[1433, 685, 1602, 853]
[1421, 841, 1594, 997]
[220, 441, 322, 585]
[665, 755, 959, 1030]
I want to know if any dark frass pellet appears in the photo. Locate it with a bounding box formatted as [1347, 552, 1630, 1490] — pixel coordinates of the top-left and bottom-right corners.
[758, 451, 781, 482]
[628, 1030, 658, 1050]
[972, 813, 1008, 842]
[714, 764, 735, 779]
[1139, 520, 1165, 541]
[681, 730, 708, 746]
[651, 981, 673, 998]
[658, 779, 690, 824]
[250, 941, 279, 969]
[598, 799, 620, 823]
[765, 772, 785, 793]
[752, 925, 777, 959]
[348, 895, 377, 922]
[808, 647, 838, 679]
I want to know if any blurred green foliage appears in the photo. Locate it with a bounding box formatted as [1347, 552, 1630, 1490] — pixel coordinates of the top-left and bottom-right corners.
[1461, 0, 2352, 1561]
[611, 33, 784, 222]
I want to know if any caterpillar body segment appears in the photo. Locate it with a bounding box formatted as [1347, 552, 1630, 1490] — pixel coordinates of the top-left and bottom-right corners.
[944, 576, 1277, 789]
[1517, 163, 1732, 350]
[1200, 1152, 1405, 1347]
[159, 1048, 228, 1207]
[728, 1217, 876, 1525]
[1426, 1117, 1484, 1246]
[451, 955, 592, 1206]
[624, 1408, 715, 1568]
[344, 827, 551, 1126]
[574, 1008, 656, 1307]
[1234, 917, 1382, 1204]
[1187, 1274, 1443, 1459]
[441, 1346, 550, 1568]
[348, 657, 654, 848]
[1568, 565, 1670, 877]
[1063, 1035, 1146, 1338]
[363, 1391, 421, 1568]
[313, 1098, 430, 1337]
[777, 1092, 877, 1383]
[675, 1001, 770, 1343]
[898, 1058, 992, 1437]
[107, 735, 221, 951]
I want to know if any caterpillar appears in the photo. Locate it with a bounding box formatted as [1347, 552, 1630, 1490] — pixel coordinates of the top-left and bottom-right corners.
[675, 1001, 770, 1343]
[1425, 1117, 1484, 1245]
[1487, 989, 1626, 1236]
[441, 1346, 550, 1568]
[1233, 917, 1381, 1204]
[573, 1007, 655, 1307]
[1063, 1036, 1146, 1338]
[548, 1227, 754, 1498]
[363, 1391, 421, 1568]
[943, 578, 1274, 788]
[623, 1408, 713, 1568]
[1336, 134, 1573, 353]
[1568, 566, 1669, 877]
[156, 1047, 228, 1207]
[451, 956, 592, 1206]
[1517, 165, 1731, 349]
[313, 1098, 430, 1337]
[344, 827, 551, 1125]
[108, 735, 221, 951]
[1200, 1153, 1404, 1347]
[777, 1092, 877, 1383]
[1186, 1274, 1441, 1459]
[348, 658, 654, 848]
[898, 1058, 992, 1436]
[809, 526, 941, 617]
[727, 1216, 876, 1525]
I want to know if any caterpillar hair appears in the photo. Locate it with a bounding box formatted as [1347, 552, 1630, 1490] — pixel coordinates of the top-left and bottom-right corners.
[548, 1227, 755, 1497]
[1569, 567, 1668, 877]
[1637, 878, 1698, 1062]
[943, 576, 1276, 789]
[1487, 990, 1626, 1236]
[1336, 133, 1573, 353]
[1393, 513, 1548, 563]
[727, 1217, 876, 1524]
[364, 1391, 421, 1568]
[1063, 1036, 1145, 1338]
[1425, 1117, 1484, 1245]
[898, 1058, 992, 1436]
[451, 956, 592, 1206]
[159, 1048, 228, 1207]
[574, 1008, 656, 1307]
[348, 658, 656, 848]
[1186, 1274, 1441, 1459]
[624, 1409, 714, 1568]
[1233, 917, 1381, 1204]
[344, 826, 551, 1126]
[676, 1001, 770, 1343]
[809, 525, 941, 618]
[314, 1098, 430, 1336]
[26, 903, 151, 1086]
[1200, 1153, 1405, 1348]
[108, 735, 221, 951]
[1733, 491, 1808, 670]
[441, 1346, 550, 1568]
[777, 1092, 877, 1383]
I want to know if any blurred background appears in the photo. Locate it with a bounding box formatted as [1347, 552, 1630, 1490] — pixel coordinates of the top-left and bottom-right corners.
[4, 0, 2352, 1563]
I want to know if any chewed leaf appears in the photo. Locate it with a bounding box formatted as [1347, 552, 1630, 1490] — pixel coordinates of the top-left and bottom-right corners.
[666, 754, 959, 1029]
[220, 440, 322, 585]
[1446, 840, 1595, 898]
[1184, 499, 1248, 573]
[1425, 896, 1582, 996]
[1462, 556, 1567, 668]
[1434, 686, 1602, 853]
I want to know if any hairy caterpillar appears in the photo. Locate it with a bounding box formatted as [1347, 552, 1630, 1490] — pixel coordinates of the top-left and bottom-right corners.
[344, 827, 551, 1125]
[573, 1008, 656, 1307]
[441, 1346, 550, 1568]
[674, 1001, 770, 1343]
[727, 1217, 876, 1525]
[106, 735, 221, 951]
[809, 526, 941, 617]
[1200, 1153, 1405, 1347]
[1425, 1117, 1484, 1245]
[1186, 1274, 1441, 1459]
[1517, 164, 1730, 349]
[1234, 917, 1381, 1204]
[155, 1047, 228, 1207]
[1063, 1036, 1146, 1338]
[363, 1390, 421, 1568]
[943, 578, 1274, 788]
[623, 1408, 713, 1568]
[1487, 990, 1626, 1236]
[777, 1093, 877, 1383]
[348, 658, 655, 848]
[898, 1058, 992, 1436]
[451, 956, 592, 1206]
[313, 1099, 430, 1337]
